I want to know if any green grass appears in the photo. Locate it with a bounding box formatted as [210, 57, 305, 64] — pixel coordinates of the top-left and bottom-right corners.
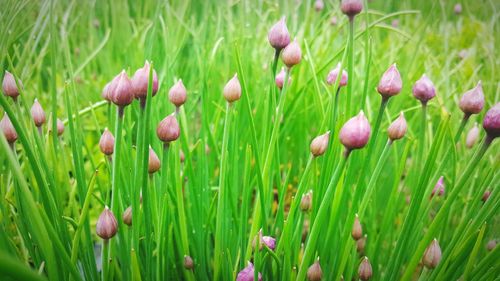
[0, 0, 499, 280]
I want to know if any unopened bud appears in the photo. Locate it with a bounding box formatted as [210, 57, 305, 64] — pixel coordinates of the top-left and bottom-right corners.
[486, 240, 496, 251]
[465, 123, 479, 148]
[99, 128, 115, 155]
[236, 262, 262, 281]
[184, 255, 194, 270]
[268, 17, 291, 51]
[340, 111, 371, 151]
[356, 234, 367, 254]
[314, 0, 324, 12]
[168, 79, 187, 107]
[481, 190, 491, 203]
[131, 61, 159, 99]
[459, 81, 484, 116]
[31, 99, 46, 127]
[326, 63, 348, 87]
[1, 114, 18, 143]
[388, 112, 407, 141]
[307, 260, 322, 281]
[482, 103, 500, 139]
[281, 39, 302, 68]
[431, 176, 445, 197]
[111, 70, 134, 107]
[412, 74, 436, 105]
[2, 71, 22, 101]
[275, 67, 291, 89]
[352, 214, 363, 240]
[377, 64, 402, 100]
[122, 206, 132, 226]
[96, 206, 118, 240]
[423, 239, 442, 269]
[56, 119, 65, 136]
[341, 0, 363, 20]
[148, 146, 161, 173]
[223, 74, 242, 103]
[310, 131, 330, 157]
[157, 114, 180, 143]
[300, 191, 312, 212]
[358, 257, 372, 280]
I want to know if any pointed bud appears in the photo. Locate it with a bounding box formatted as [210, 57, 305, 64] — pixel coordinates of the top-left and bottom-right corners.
[352, 214, 363, 240]
[465, 123, 479, 148]
[459, 81, 484, 116]
[131, 61, 159, 99]
[31, 99, 46, 127]
[223, 74, 241, 103]
[262, 236, 276, 250]
[314, 0, 324, 12]
[99, 128, 115, 155]
[307, 260, 323, 281]
[275, 67, 291, 89]
[168, 79, 187, 107]
[358, 257, 372, 280]
[486, 240, 496, 251]
[111, 70, 134, 107]
[423, 239, 442, 269]
[326, 63, 348, 87]
[300, 191, 313, 212]
[236, 262, 262, 281]
[377, 64, 402, 99]
[388, 112, 407, 141]
[2, 71, 22, 101]
[482, 103, 500, 139]
[148, 146, 161, 174]
[102, 82, 112, 101]
[157, 114, 180, 143]
[481, 190, 491, 203]
[454, 3, 462, 14]
[184, 255, 194, 270]
[96, 206, 118, 240]
[412, 74, 436, 105]
[339, 111, 371, 151]
[282, 39, 302, 68]
[56, 119, 65, 136]
[310, 131, 330, 157]
[1, 114, 18, 143]
[341, 0, 363, 19]
[268, 17, 290, 51]
[431, 176, 445, 197]
[356, 234, 367, 254]
[122, 206, 132, 226]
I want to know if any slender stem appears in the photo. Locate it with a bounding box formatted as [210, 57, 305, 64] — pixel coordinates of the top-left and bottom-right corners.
[453, 114, 469, 144]
[101, 240, 109, 281]
[417, 104, 427, 173]
[346, 19, 355, 116]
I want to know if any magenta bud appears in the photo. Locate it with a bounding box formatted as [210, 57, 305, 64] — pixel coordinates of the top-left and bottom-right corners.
[339, 111, 371, 151]
[423, 239, 442, 269]
[326, 63, 348, 87]
[300, 191, 313, 212]
[236, 262, 262, 281]
[275, 67, 291, 89]
[96, 206, 118, 240]
[358, 257, 373, 280]
[168, 79, 187, 107]
[31, 99, 46, 127]
[184, 255, 194, 270]
[341, 0, 363, 19]
[148, 146, 161, 174]
[314, 0, 324, 12]
[352, 214, 363, 240]
[111, 70, 134, 107]
[307, 260, 323, 281]
[388, 112, 407, 141]
[157, 114, 180, 143]
[99, 128, 115, 155]
[56, 119, 65, 136]
[223, 74, 242, 103]
[465, 123, 480, 148]
[459, 81, 484, 116]
[122, 206, 132, 226]
[1, 114, 18, 144]
[132, 61, 159, 99]
[454, 3, 462, 14]
[377, 64, 402, 99]
[2, 71, 22, 101]
[412, 74, 436, 105]
[482, 103, 500, 139]
[310, 131, 330, 157]
[431, 176, 445, 197]
[481, 190, 491, 203]
[268, 17, 291, 51]
[281, 39, 302, 68]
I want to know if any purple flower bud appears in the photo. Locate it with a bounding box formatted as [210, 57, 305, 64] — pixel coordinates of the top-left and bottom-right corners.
[281, 39, 302, 68]
[377, 64, 402, 99]
[314, 0, 324, 12]
[412, 74, 436, 105]
[454, 3, 462, 14]
[310, 131, 330, 157]
[131, 61, 159, 99]
[358, 257, 372, 280]
[96, 206, 118, 240]
[122, 206, 132, 226]
[268, 17, 291, 51]
[356, 234, 367, 254]
[102, 82, 112, 102]
[352, 214, 363, 240]
[236, 262, 262, 281]
[31, 99, 46, 127]
[168, 79, 187, 107]
[307, 260, 323, 281]
[388, 112, 407, 141]
[111, 70, 134, 107]
[56, 119, 65, 137]
[157, 114, 180, 143]
[431, 176, 445, 197]
[341, 0, 363, 19]
[423, 239, 442, 269]
[184, 255, 194, 270]
[262, 236, 276, 250]
[148, 146, 161, 174]
[300, 191, 313, 212]
[465, 123, 479, 148]
[1, 114, 17, 144]
[2, 71, 22, 101]
[459, 81, 484, 116]
[99, 128, 115, 155]
[223, 74, 242, 103]
[275, 67, 291, 89]
[339, 111, 371, 151]
[482, 103, 500, 139]
[326, 63, 348, 87]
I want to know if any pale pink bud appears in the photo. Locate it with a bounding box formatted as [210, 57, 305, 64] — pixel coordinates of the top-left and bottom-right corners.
[122, 206, 132, 226]
[300, 191, 312, 212]
[391, 19, 400, 28]
[184, 255, 194, 270]
[412, 74, 436, 104]
[262, 236, 276, 250]
[358, 257, 372, 280]
[1, 114, 18, 143]
[223, 74, 241, 103]
[459, 81, 484, 116]
[111, 70, 134, 107]
[56, 119, 65, 136]
[388, 112, 407, 141]
[307, 260, 323, 281]
[482, 103, 500, 139]
[236, 262, 262, 281]
[96, 206, 118, 240]
[465, 123, 479, 148]
[148, 146, 161, 174]
[454, 3, 462, 14]
[314, 0, 324, 12]
[330, 16, 338, 26]
[268, 17, 291, 51]
[99, 128, 115, 155]
[423, 239, 442, 269]
[131, 61, 159, 99]
[102, 82, 112, 101]
[310, 131, 330, 157]
[168, 79, 187, 107]
[31, 99, 46, 127]
[377, 64, 402, 99]
[2, 71, 22, 101]
[339, 111, 371, 151]
[326, 63, 348, 87]
[275, 67, 291, 89]
[431, 176, 445, 197]
[281, 39, 302, 68]
[157, 114, 180, 143]
[341, 0, 363, 19]
[486, 240, 496, 251]
[356, 234, 367, 254]
[352, 214, 363, 240]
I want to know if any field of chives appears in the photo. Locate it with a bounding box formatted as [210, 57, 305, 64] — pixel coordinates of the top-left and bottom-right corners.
[0, 0, 499, 280]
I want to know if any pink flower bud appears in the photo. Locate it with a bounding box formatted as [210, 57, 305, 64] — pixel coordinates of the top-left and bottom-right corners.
[459, 81, 484, 116]
[310, 131, 330, 157]
[148, 146, 161, 174]
[281, 39, 302, 68]
[454, 3, 462, 14]
[102, 82, 112, 102]
[341, 0, 363, 19]
[339, 111, 371, 151]
[31, 99, 46, 127]
[412, 74, 436, 104]
[131, 61, 159, 99]
[391, 19, 400, 28]
[431, 176, 445, 197]
[96, 206, 118, 240]
[268, 17, 291, 51]
[356, 234, 367, 254]
[168, 79, 187, 107]
[122, 206, 132, 226]
[157, 114, 180, 143]
[300, 191, 312, 212]
[465, 123, 479, 148]
[223, 74, 241, 103]
[481, 190, 491, 203]
[275, 67, 291, 89]
[262, 236, 276, 250]
[352, 214, 363, 240]
[2, 71, 22, 101]
[423, 239, 442, 269]
[314, 0, 324, 12]
[111, 70, 134, 107]
[330, 16, 338, 26]
[184, 255, 194, 270]
[1, 114, 17, 143]
[388, 112, 407, 141]
[486, 240, 496, 251]
[358, 257, 372, 280]
[236, 262, 262, 281]
[307, 260, 323, 281]
[377, 64, 402, 99]
[56, 119, 65, 136]
[99, 128, 115, 155]
[326, 63, 348, 87]
[482, 103, 500, 139]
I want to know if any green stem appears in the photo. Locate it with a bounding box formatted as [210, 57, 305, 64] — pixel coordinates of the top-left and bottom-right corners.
[101, 240, 109, 281]
[347, 19, 355, 117]
[453, 114, 469, 144]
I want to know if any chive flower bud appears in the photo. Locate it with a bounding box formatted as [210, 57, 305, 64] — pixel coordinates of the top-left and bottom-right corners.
[481, 190, 491, 203]
[131, 61, 159, 99]
[111, 70, 134, 107]
[352, 214, 363, 240]
[168, 79, 187, 108]
[431, 176, 445, 197]
[307, 260, 323, 281]
[330, 16, 338, 26]
[56, 119, 65, 136]
[148, 146, 161, 174]
[281, 39, 302, 68]
[356, 234, 367, 254]
[236, 262, 262, 281]
[268, 17, 290, 51]
[341, 0, 363, 20]
[459, 81, 484, 117]
[1, 114, 17, 143]
[454, 3, 462, 14]
[184, 255, 194, 270]
[275, 67, 291, 89]
[99, 128, 115, 155]
[310, 131, 330, 157]
[377, 64, 402, 100]
[96, 206, 118, 240]
[314, 0, 324, 12]
[102, 82, 112, 102]
[339, 111, 371, 151]
[465, 123, 479, 148]
[157, 114, 180, 143]
[423, 239, 442, 269]
[2, 71, 22, 101]
[252, 230, 276, 251]
[31, 99, 46, 127]
[326, 63, 348, 87]
[223, 74, 241, 103]
[388, 112, 407, 141]
[122, 206, 132, 226]
[482, 103, 500, 139]
[486, 240, 496, 251]
[358, 257, 372, 280]
[412, 74, 436, 105]
[300, 191, 312, 212]
[180, 149, 186, 163]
